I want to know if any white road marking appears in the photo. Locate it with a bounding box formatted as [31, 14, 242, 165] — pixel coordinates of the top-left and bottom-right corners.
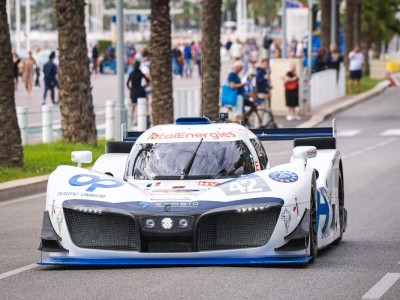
[0, 264, 37, 280]
[337, 130, 361, 137]
[362, 273, 400, 299]
[0, 193, 45, 207]
[342, 138, 397, 160]
[380, 129, 400, 136]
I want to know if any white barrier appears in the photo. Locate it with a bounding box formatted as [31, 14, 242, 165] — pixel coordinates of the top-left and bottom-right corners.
[105, 100, 115, 140]
[137, 97, 147, 131]
[310, 64, 345, 110]
[124, 98, 132, 130]
[16, 106, 28, 145]
[173, 87, 201, 119]
[42, 105, 53, 143]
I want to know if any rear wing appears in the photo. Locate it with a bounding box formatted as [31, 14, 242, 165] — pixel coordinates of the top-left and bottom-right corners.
[120, 120, 337, 142]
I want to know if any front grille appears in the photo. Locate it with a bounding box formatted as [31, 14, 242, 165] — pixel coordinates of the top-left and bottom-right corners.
[148, 242, 192, 253]
[64, 208, 140, 251]
[197, 207, 281, 251]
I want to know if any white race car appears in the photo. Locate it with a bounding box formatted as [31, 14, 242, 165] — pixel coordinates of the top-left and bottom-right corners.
[38, 116, 347, 266]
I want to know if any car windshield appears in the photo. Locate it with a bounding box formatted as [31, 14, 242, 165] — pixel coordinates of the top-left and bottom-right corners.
[126, 141, 255, 180]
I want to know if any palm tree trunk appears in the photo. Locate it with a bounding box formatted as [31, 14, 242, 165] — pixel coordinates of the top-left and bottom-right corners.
[0, 2, 23, 167]
[55, 0, 97, 146]
[353, 0, 362, 47]
[320, 0, 331, 51]
[150, 0, 173, 125]
[201, 0, 222, 121]
[345, 0, 355, 70]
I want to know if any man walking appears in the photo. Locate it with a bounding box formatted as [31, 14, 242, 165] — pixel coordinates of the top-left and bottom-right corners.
[42, 52, 58, 105]
[256, 58, 271, 108]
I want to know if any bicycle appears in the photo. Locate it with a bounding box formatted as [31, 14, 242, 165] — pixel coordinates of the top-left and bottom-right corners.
[243, 97, 278, 129]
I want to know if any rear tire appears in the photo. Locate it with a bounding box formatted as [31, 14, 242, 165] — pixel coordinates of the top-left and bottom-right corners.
[333, 169, 344, 245]
[309, 185, 318, 263]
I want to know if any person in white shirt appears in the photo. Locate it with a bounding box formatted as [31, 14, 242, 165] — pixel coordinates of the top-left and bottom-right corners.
[348, 46, 364, 94]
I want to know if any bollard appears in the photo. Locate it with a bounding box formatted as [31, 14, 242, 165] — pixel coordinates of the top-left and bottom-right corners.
[42, 105, 53, 143]
[137, 97, 147, 131]
[124, 98, 132, 130]
[16, 106, 28, 145]
[105, 100, 115, 140]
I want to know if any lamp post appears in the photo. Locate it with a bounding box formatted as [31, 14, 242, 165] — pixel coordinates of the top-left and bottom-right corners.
[26, 0, 31, 51]
[115, 0, 127, 139]
[330, 0, 336, 45]
[281, 0, 287, 58]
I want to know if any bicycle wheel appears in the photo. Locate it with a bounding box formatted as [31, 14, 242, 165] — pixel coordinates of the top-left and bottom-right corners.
[257, 108, 273, 128]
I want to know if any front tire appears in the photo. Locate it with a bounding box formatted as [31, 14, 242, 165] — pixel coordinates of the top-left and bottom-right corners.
[333, 169, 345, 245]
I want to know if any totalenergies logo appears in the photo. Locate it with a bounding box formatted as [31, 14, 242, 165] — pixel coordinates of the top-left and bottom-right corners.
[148, 132, 236, 140]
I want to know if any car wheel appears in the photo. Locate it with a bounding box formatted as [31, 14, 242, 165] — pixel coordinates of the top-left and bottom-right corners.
[309, 185, 318, 263]
[333, 169, 344, 245]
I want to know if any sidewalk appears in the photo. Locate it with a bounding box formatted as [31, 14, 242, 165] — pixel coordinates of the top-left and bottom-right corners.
[1, 80, 390, 201]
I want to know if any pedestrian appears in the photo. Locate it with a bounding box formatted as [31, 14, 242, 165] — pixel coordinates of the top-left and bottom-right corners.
[256, 58, 271, 108]
[327, 43, 343, 80]
[194, 42, 202, 76]
[172, 43, 183, 78]
[348, 46, 364, 94]
[283, 63, 300, 121]
[32, 47, 41, 87]
[42, 51, 58, 105]
[92, 42, 99, 74]
[227, 60, 247, 122]
[314, 48, 329, 73]
[126, 60, 149, 125]
[12, 51, 21, 91]
[183, 42, 193, 78]
[20, 51, 36, 97]
[242, 68, 259, 123]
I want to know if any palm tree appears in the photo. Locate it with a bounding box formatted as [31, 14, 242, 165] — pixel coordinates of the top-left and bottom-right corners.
[150, 0, 173, 125]
[353, 0, 362, 47]
[54, 0, 97, 146]
[344, 0, 355, 69]
[0, 2, 23, 167]
[201, 0, 222, 121]
[320, 0, 331, 51]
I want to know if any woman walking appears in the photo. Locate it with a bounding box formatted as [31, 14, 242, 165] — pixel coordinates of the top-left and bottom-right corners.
[126, 60, 149, 125]
[21, 51, 36, 96]
[283, 63, 300, 121]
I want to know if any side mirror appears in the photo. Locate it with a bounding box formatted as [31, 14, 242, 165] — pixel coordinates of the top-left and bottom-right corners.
[71, 151, 92, 168]
[292, 146, 317, 166]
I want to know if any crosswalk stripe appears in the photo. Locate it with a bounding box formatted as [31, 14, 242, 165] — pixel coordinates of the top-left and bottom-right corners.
[380, 129, 400, 136]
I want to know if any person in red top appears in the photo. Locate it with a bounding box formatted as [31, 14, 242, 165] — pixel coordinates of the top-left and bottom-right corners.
[283, 63, 300, 121]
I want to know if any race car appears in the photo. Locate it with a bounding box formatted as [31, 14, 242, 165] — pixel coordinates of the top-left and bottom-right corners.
[38, 116, 347, 266]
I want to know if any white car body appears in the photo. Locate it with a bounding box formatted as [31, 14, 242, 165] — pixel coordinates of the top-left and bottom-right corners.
[38, 117, 346, 266]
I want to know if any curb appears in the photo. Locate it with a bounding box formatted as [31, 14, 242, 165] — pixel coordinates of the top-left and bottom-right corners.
[297, 80, 390, 128]
[0, 81, 391, 202]
[0, 174, 49, 202]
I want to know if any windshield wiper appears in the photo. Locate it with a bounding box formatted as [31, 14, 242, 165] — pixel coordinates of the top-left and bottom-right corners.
[180, 138, 203, 180]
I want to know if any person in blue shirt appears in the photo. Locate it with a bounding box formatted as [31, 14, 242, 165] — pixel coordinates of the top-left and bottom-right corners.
[256, 58, 271, 108]
[42, 52, 58, 105]
[227, 60, 247, 122]
[183, 42, 193, 78]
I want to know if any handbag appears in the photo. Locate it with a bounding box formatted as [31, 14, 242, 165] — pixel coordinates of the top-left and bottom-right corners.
[284, 79, 299, 91]
[221, 85, 238, 106]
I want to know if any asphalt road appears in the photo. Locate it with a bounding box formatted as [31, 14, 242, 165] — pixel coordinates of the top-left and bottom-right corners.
[1, 87, 400, 299]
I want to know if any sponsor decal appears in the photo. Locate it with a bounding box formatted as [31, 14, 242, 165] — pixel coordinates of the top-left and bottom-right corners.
[269, 171, 298, 183]
[318, 188, 330, 237]
[219, 175, 271, 196]
[69, 174, 124, 192]
[51, 199, 56, 217]
[147, 132, 236, 140]
[281, 208, 291, 233]
[155, 182, 161, 187]
[56, 210, 63, 234]
[254, 160, 260, 171]
[57, 191, 106, 198]
[198, 181, 219, 187]
[139, 201, 199, 209]
[307, 150, 317, 156]
[172, 186, 185, 189]
[146, 183, 152, 188]
[151, 189, 200, 195]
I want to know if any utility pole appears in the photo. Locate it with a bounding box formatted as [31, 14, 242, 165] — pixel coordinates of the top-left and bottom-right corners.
[330, 0, 336, 46]
[115, 0, 127, 139]
[26, 0, 31, 51]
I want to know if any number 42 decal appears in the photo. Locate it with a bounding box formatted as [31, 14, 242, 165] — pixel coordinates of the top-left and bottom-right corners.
[229, 179, 263, 193]
[220, 175, 271, 196]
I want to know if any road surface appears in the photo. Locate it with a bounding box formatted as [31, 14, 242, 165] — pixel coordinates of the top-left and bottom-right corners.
[1, 87, 399, 299]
